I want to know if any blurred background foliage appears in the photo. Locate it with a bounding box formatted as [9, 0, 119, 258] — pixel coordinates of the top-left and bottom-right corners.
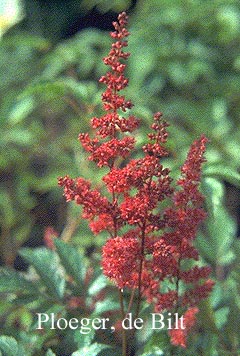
[0, 0, 240, 355]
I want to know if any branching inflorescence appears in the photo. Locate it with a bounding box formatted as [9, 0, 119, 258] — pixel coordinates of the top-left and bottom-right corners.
[58, 12, 213, 349]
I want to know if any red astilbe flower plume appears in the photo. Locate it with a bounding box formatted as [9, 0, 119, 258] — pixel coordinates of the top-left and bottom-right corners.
[58, 12, 214, 349]
[169, 307, 199, 348]
[102, 236, 141, 289]
[77, 12, 139, 169]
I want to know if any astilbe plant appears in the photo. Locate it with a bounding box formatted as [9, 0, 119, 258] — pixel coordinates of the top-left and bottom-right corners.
[58, 12, 214, 354]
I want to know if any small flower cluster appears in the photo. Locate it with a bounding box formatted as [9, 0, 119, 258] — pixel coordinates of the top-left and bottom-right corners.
[169, 307, 199, 348]
[58, 12, 213, 348]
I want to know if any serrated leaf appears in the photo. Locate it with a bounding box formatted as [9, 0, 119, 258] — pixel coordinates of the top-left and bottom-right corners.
[72, 343, 110, 356]
[0, 336, 18, 356]
[0, 268, 36, 294]
[19, 247, 65, 299]
[54, 239, 86, 287]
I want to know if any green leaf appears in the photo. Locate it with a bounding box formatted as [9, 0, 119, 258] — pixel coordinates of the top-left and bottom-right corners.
[19, 247, 65, 299]
[93, 298, 119, 315]
[0, 191, 15, 227]
[0, 336, 18, 356]
[199, 333, 218, 356]
[72, 343, 110, 356]
[21, 78, 96, 105]
[139, 352, 164, 356]
[3, 128, 34, 146]
[8, 97, 35, 125]
[198, 299, 218, 334]
[54, 239, 86, 287]
[215, 306, 229, 329]
[0, 268, 36, 294]
[88, 275, 108, 296]
[12, 294, 39, 305]
[73, 328, 95, 349]
[20, 81, 66, 100]
[79, 0, 132, 13]
[45, 349, 56, 356]
[143, 331, 167, 355]
[31, 303, 65, 330]
[198, 178, 236, 265]
[5, 34, 50, 51]
[204, 164, 240, 188]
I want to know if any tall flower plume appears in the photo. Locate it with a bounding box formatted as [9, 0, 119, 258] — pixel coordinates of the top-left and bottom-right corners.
[58, 12, 213, 349]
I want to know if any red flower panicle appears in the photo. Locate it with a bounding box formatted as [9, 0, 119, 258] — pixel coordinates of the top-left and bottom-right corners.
[169, 307, 199, 348]
[102, 236, 141, 289]
[58, 12, 213, 348]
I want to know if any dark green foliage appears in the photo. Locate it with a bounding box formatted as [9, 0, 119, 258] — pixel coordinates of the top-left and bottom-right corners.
[54, 239, 87, 287]
[0, 240, 119, 355]
[19, 248, 65, 299]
